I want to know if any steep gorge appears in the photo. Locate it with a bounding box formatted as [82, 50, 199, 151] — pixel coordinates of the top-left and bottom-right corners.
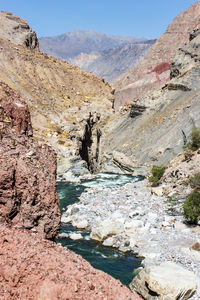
[0, 80, 140, 300]
[0, 4, 200, 299]
[0, 11, 114, 178]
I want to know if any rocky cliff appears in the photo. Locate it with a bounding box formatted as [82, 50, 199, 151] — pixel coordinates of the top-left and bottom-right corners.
[0, 11, 38, 50]
[114, 0, 200, 109]
[0, 80, 60, 239]
[0, 12, 114, 177]
[100, 26, 200, 175]
[39, 30, 155, 82]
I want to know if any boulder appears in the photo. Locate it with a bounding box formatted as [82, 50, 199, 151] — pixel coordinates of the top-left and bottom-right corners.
[151, 186, 164, 196]
[90, 219, 124, 241]
[72, 219, 88, 229]
[130, 261, 197, 300]
[69, 233, 83, 240]
[125, 220, 144, 232]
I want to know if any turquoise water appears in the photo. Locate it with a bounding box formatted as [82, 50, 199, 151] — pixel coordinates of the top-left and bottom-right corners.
[56, 173, 142, 286]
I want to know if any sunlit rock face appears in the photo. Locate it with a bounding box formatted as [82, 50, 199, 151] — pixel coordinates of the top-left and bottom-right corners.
[0, 11, 39, 50]
[100, 27, 200, 174]
[114, 1, 200, 109]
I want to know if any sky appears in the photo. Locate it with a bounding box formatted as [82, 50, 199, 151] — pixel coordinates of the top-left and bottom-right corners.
[1, 0, 198, 39]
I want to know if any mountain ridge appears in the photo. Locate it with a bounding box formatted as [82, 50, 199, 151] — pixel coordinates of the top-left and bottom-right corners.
[39, 29, 155, 82]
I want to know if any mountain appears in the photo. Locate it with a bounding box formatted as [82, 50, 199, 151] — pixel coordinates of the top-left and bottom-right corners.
[39, 30, 155, 82]
[114, 0, 200, 109]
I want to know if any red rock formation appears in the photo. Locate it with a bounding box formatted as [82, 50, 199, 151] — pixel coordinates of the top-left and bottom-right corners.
[114, 0, 200, 109]
[0, 81, 141, 299]
[0, 225, 141, 300]
[0, 81, 60, 239]
[0, 11, 39, 50]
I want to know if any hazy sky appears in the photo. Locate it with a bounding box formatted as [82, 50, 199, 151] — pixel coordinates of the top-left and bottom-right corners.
[1, 0, 197, 38]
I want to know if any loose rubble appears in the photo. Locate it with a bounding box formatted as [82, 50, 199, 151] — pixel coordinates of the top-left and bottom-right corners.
[62, 179, 200, 299]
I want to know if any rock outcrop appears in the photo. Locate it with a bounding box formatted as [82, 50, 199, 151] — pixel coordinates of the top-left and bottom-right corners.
[0, 81, 60, 239]
[114, 1, 200, 109]
[100, 26, 200, 174]
[130, 261, 197, 300]
[0, 15, 114, 177]
[0, 11, 38, 50]
[0, 225, 141, 300]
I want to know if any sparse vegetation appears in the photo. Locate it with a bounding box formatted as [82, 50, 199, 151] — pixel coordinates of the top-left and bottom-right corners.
[183, 148, 194, 162]
[185, 126, 200, 151]
[183, 190, 200, 224]
[149, 165, 166, 186]
[187, 172, 200, 190]
[165, 193, 181, 214]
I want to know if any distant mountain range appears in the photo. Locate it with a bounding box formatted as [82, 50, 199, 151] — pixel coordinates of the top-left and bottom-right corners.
[39, 30, 156, 82]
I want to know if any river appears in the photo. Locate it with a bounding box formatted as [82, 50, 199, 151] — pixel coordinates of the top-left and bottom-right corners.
[56, 173, 142, 286]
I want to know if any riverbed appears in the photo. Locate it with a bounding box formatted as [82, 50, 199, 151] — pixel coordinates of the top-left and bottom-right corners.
[56, 173, 142, 286]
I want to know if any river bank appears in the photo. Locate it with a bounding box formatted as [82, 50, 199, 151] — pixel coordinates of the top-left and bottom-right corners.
[57, 174, 142, 286]
[61, 176, 200, 299]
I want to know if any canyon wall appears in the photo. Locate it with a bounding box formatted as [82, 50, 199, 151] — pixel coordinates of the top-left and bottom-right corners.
[114, 0, 200, 109]
[0, 81, 60, 239]
[100, 27, 200, 175]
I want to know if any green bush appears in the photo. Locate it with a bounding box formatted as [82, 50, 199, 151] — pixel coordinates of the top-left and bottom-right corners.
[187, 172, 200, 190]
[183, 190, 200, 224]
[186, 127, 200, 151]
[149, 165, 166, 186]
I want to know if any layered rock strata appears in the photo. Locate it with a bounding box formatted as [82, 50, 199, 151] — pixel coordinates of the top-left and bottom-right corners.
[100, 27, 200, 174]
[0, 81, 60, 239]
[114, 0, 200, 109]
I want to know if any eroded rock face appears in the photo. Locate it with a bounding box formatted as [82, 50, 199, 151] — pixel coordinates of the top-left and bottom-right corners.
[130, 262, 197, 300]
[100, 27, 200, 172]
[0, 225, 141, 300]
[0, 11, 39, 50]
[0, 81, 60, 239]
[0, 23, 113, 177]
[114, 1, 200, 109]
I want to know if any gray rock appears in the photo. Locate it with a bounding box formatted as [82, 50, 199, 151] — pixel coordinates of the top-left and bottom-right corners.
[130, 261, 197, 300]
[0, 11, 38, 50]
[90, 219, 124, 242]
